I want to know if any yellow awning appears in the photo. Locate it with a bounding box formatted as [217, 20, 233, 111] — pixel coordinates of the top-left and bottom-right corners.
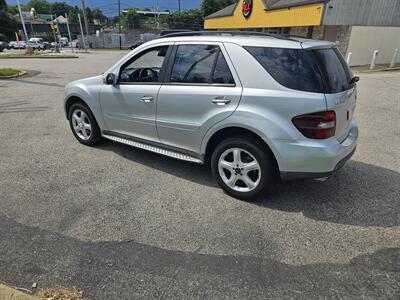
[204, 0, 325, 29]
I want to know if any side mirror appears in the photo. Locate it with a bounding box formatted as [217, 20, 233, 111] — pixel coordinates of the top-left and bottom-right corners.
[350, 76, 360, 84]
[105, 73, 116, 85]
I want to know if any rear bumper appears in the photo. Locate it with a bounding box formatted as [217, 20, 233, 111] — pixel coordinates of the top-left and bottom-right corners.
[273, 119, 358, 180]
[280, 147, 356, 180]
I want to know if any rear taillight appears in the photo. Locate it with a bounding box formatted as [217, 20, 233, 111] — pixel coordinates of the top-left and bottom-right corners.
[292, 111, 336, 139]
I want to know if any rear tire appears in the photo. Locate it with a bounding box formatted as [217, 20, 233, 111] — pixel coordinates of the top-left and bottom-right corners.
[68, 103, 102, 146]
[211, 136, 275, 201]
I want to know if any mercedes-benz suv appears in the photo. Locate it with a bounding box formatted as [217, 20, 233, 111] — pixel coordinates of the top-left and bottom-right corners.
[64, 32, 359, 200]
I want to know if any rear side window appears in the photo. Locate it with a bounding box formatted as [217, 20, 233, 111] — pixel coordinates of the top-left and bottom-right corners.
[170, 45, 234, 85]
[245, 46, 353, 94]
[213, 52, 235, 84]
[313, 48, 352, 93]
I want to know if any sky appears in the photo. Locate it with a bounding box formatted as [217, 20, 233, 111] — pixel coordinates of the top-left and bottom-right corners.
[6, 0, 203, 16]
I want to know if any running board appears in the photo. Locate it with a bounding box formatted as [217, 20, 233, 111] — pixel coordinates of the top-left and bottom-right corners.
[102, 133, 203, 164]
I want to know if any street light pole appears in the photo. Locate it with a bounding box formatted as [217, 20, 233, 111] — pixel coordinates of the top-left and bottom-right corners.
[65, 13, 74, 53]
[118, 0, 122, 49]
[78, 13, 86, 49]
[80, 0, 90, 37]
[16, 0, 29, 41]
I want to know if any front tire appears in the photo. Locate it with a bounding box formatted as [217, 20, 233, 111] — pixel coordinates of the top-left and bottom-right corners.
[68, 103, 102, 146]
[211, 137, 275, 200]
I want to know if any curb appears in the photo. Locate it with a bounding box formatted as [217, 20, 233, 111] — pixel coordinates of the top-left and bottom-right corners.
[0, 71, 27, 79]
[359, 67, 400, 73]
[0, 55, 78, 59]
[0, 284, 38, 300]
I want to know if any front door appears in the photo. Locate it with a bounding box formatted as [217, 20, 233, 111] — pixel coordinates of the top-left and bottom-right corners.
[157, 43, 242, 153]
[100, 45, 170, 142]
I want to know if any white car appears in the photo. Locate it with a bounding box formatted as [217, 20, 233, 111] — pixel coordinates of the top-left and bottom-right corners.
[9, 41, 26, 49]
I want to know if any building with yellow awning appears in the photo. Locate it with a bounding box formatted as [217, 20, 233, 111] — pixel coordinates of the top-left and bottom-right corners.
[204, 0, 400, 66]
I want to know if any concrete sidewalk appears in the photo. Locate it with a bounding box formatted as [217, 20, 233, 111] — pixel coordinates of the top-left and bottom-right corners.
[0, 284, 38, 300]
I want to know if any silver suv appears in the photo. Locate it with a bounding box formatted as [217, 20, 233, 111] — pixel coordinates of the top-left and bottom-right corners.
[64, 32, 359, 200]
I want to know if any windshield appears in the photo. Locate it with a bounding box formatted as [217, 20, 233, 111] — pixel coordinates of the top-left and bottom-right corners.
[245, 47, 354, 94]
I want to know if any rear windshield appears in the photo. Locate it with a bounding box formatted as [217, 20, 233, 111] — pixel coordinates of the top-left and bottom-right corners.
[245, 47, 353, 94]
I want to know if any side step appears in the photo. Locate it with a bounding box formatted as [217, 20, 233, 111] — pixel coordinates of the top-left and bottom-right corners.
[102, 133, 203, 164]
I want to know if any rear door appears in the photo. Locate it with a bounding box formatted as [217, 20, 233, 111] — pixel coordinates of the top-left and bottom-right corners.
[156, 43, 242, 153]
[313, 48, 357, 142]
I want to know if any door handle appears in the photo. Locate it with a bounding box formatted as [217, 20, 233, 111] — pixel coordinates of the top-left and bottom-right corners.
[140, 96, 154, 103]
[212, 97, 231, 106]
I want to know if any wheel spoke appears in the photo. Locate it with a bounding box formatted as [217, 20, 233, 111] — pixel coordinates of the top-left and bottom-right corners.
[72, 112, 81, 122]
[83, 123, 91, 130]
[242, 175, 256, 189]
[226, 174, 238, 188]
[81, 129, 89, 139]
[233, 149, 241, 164]
[80, 111, 87, 122]
[243, 161, 259, 173]
[219, 160, 233, 170]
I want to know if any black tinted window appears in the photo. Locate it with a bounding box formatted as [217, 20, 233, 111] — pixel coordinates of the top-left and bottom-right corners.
[245, 47, 324, 93]
[245, 47, 353, 94]
[170, 45, 219, 83]
[313, 48, 352, 93]
[212, 52, 235, 84]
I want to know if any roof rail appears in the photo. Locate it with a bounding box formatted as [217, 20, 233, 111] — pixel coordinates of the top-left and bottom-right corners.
[160, 30, 300, 42]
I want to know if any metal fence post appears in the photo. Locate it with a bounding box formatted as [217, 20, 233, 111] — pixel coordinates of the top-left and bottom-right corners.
[346, 52, 352, 65]
[369, 50, 379, 70]
[389, 48, 399, 68]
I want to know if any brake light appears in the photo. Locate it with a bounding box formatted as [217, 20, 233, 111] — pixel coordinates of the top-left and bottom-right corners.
[292, 111, 336, 139]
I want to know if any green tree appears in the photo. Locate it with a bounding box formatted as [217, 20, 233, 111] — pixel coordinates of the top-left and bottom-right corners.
[122, 8, 141, 29]
[51, 2, 75, 17]
[23, 0, 51, 14]
[161, 9, 204, 30]
[0, 0, 17, 40]
[201, 0, 236, 17]
[92, 8, 108, 24]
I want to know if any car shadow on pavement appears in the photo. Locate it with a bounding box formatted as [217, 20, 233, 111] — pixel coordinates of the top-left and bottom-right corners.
[0, 215, 399, 300]
[96, 141, 217, 188]
[259, 160, 400, 228]
[97, 141, 399, 228]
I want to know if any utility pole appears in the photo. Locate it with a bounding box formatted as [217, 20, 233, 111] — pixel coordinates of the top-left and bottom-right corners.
[65, 13, 74, 53]
[80, 0, 90, 37]
[78, 13, 86, 49]
[118, 0, 122, 49]
[178, 0, 181, 12]
[16, 0, 29, 41]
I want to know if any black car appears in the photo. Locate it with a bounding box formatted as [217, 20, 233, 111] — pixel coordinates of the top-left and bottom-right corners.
[0, 41, 9, 52]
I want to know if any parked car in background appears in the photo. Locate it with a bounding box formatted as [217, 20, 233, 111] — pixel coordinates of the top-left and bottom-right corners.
[0, 41, 9, 52]
[27, 40, 44, 50]
[42, 41, 51, 50]
[59, 37, 69, 47]
[64, 31, 359, 200]
[129, 33, 159, 50]
[9, 41, 27, 49]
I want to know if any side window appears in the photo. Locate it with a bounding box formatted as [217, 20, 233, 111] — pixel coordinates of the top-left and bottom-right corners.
[170, 45, 220, 84]
[212, 52, 235, 84]
[245, 47, 324, 93]
[119, 46, 168, 83]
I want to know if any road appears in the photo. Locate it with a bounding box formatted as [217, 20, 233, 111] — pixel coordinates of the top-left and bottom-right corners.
[0, 51, 399, 299]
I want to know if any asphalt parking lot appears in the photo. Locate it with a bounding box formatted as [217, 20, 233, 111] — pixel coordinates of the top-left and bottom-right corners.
[0, 51, 399, 299]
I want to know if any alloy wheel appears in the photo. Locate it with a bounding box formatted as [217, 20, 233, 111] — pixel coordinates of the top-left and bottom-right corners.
[71, 109, 92, 141]
[218, 148, 261, 192]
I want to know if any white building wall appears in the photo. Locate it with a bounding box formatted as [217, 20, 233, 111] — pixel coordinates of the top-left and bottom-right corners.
[346, 26, 400, 66]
